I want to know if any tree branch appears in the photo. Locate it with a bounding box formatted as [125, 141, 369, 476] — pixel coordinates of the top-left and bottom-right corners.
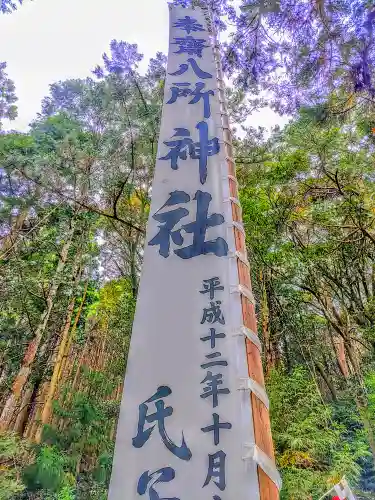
[16, 168, 145, 234]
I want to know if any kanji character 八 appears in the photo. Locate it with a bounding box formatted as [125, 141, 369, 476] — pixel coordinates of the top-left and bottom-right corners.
[169, 58, 213, 79]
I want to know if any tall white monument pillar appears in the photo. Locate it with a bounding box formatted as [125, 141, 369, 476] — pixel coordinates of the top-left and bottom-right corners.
[108, 5, 281, 500]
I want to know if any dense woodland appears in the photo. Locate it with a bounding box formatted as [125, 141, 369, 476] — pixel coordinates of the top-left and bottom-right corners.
[1, 1, 375, 499]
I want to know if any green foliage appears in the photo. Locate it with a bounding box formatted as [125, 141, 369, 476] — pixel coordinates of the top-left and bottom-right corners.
[1, 27, 375, 500]
[0, 62, 17, 127]
[0, 472, 24, 500]
[268, 368, 366, 499]
[21, 366, 119, 498]
[23, 445, 71, 492]
[236, 110, 375, 497]
[55, 486, 76, 500]
[0, 433, 30, 500]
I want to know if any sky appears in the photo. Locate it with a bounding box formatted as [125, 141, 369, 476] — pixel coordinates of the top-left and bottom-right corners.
[0, 0, 288, 132]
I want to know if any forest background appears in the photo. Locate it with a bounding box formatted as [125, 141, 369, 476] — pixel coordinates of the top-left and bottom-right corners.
[1, 1, 375, 499]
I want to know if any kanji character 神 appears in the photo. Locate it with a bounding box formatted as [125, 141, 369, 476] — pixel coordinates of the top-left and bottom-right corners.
[137, 467, 179, 500]
[201, 413, 232, 446]
[200, 277, 224, 300]
[201, 371, 230, 408]
[132, 385, 192, 461]
[203, 451, 227, 492]
[159, 121, 220, 184]
[169, 58, 213, 79]
[167, 82, 214, 119]
[174, 15, 204, 34]
[173, 35, 209, 58]
[148, 190, 228, 260]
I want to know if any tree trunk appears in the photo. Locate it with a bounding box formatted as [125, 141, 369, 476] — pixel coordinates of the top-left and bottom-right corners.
[330, 328, 375, 466]
[260, 270, 279, 374]
[332, 334, 350, 378]
[345, 340, 360, 376]
[0, 210, 28, 257]
[57, 336, 90, 433]
[12, 387, 34, 435]
[0, 223, 75, 432]
[315, 361, 337, 400]
[34, 282, 88, 443]
[24, 297, 77, 440]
